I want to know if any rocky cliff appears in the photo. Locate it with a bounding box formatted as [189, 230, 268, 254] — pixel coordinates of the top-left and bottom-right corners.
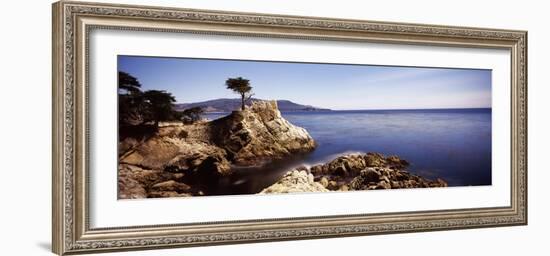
[210, 101, 316, 166]
[118, 100, 316, 199]
[260, 153, 447, 194]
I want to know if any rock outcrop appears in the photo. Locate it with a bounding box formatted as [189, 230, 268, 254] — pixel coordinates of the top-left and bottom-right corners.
[118, 101, 316, 198]
[259, 170, 328, 194]
[311, 153, 447, 191]
[210, 101, 316, 165]
[117, 164, 202, 199]
[261, 153, 447, 194]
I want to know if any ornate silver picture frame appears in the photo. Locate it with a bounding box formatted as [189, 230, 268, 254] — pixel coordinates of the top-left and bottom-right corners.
[52, 1, 527, 255]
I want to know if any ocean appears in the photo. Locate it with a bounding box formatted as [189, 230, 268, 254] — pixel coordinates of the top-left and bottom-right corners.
[205, 108, 492, 194]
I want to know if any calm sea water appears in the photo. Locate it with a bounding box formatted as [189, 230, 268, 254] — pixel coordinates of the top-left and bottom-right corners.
[205, 108, 492, 194]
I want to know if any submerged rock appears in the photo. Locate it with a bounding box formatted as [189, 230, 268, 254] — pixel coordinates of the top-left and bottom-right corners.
[259, 170, 328, 194]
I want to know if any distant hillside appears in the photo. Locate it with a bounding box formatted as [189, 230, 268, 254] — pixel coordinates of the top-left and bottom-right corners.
[175, 98, 331, 112]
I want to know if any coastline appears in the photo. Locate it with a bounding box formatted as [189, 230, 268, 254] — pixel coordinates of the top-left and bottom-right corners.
[260, 152, 447, 194]
[119, 101, 450, 199]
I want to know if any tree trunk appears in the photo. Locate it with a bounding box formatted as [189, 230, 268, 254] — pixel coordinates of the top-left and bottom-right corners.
[241, 94, 245, 111]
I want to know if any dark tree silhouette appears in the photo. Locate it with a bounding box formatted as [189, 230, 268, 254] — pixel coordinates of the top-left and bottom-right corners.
[118, 71, 183, 128]
[181, 106, 205, 124]
[118, 72, 145, 126]
[142, 90, 177, 127]
[118, 71, 142, 94]
[225, 77, 253, 111]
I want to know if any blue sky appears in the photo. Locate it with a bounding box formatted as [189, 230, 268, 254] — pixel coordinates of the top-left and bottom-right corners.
[118, 55, 491, 110]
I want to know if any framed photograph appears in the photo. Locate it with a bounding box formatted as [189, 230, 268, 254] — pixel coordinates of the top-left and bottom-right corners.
[52, 1, 527, 255]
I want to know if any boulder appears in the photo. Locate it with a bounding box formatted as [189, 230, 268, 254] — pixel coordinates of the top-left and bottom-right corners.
[118, 164, 210, 198]
[310, 164, 329, 175]
[118, 177, 148, 199]
[150, 180, 192, 193]
[327, 180, 340, 190]
[375, 180, 392, 189]
[325, 154, 367, 177]
[118, 164, 163, 199]
[386, 155, 410, 169]
[146, 180, 196, 198]
[364, 152, 387, 167]
[306, 153, 448, 191]
[260, 170, 329, 194]
[309, 154, 368, 178]
[391, 181, 401, 189]
[348, 168, 381, 190]
[363, 168, 381, 182]
[319, 176, 329, 188]
[310, 153, 410, 179]
[120, 138, 232, 177]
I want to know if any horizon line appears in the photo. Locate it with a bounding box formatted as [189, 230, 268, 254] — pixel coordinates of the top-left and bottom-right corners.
[174, 98, 491, 111]
[322, 107, 492, 111]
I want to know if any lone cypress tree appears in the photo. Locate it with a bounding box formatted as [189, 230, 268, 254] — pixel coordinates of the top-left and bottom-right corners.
[225, 77, 253, 111]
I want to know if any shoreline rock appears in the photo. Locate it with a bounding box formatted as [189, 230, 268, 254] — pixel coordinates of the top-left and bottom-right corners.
[118, 101, 447, 198]
[261, 153, 447, 194]
[118, 101, 316, 198]
[259, 170, 328, 194]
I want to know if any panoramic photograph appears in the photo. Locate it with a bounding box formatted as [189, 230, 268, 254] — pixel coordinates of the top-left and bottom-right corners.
[117, 55, 492, 199]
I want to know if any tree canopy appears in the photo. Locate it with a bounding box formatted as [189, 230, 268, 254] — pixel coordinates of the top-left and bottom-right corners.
[118, 72, 145, 125]
[181, 106, 205, 124]
[118, 71, 142, 94]
[225, 77, 253, 111]
[118, 72, 179, 127]
[142, 90, 177, 126]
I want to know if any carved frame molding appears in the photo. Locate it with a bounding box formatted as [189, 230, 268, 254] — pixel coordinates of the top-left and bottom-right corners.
[52, 1, 527, 255]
